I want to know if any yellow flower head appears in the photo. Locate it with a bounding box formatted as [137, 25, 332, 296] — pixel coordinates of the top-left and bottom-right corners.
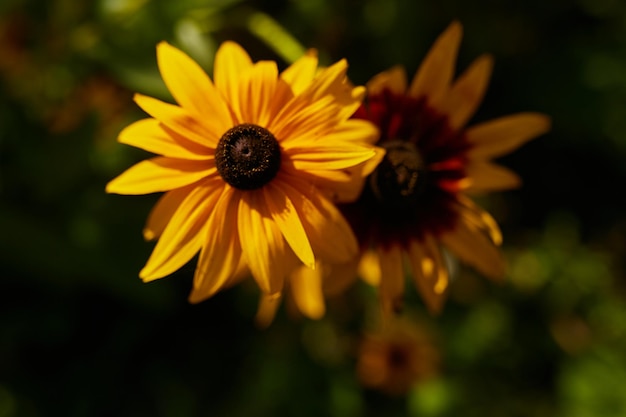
[343, 21, 551, 314]
[106, 41, 382, 302]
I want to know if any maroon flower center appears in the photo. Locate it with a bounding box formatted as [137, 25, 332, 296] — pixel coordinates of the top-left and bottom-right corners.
[346, 88, 471, 248]
[215, 124, 281, 190]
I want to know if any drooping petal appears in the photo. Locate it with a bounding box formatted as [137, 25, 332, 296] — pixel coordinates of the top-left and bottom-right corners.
[367, 65, 408, 95]
[264, 183, 315, 269]
[456, 195, 502, 245]
[118, 119, 212, 159]
[143, 183, 196, 240]
[156, 42, 232, 133]
[277, 177, 358, 264]
[290, 265, 326, 320]
[106, 157, 216, 195]
[408, 21, 463, 108]
[134, 94, 221, 146]
[440, 215, 506, 281]
[188, 187, 242, 301]
[213, 41, 253, 121]
[139, 180, 223, 281]
[255, 292, 282, 328]
[378, 245, 405, 315]
[359, 249, 382, 286]
[465, 161, 521, 193]
[440, 54, 494, 130]
[467, 113, 551, 159]
[407, 237, 448, 314]
[238, 191, 293, 294]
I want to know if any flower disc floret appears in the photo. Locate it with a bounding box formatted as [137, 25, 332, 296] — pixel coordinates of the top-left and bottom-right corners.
[215, 123, 281, 190]
[368, 140, 427, 211]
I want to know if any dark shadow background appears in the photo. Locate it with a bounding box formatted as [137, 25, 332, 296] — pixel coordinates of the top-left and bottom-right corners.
[2, 0, 626, 416]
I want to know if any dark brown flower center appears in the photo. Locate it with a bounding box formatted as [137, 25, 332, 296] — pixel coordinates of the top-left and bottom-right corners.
[215, 124, 281, 190]
[369, 140, 428, 213]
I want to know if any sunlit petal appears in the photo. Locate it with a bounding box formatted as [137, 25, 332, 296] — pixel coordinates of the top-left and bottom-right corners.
[134, 94, 221, 146]
[156, 42, 232, 133]
[143, 183, 196, 241]
[139, 181, 222, 281]
[118, 118, 212, 159]
[278, 178, 358, 264]
[238, 191, 290, 294]
[264, 183, 315, 269]
[189, 187, 242, 301]
[213, 41, 253, 122]
[106, 157, 216, 195]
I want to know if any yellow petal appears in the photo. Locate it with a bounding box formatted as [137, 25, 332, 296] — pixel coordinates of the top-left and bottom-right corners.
[284, 145, 376, 171]
[143, 183, 196, 241]
[440, 54, 494, 130]
[134, 94, 221, 146]
[456, 195, 502, 245]
[255, 292, 282, 328]
[270, 95, 339, 143]
[277, 177, 358, 264]
[237, 61, 278, 126]
[238, 191, 292, 294]
[189, 187, 242, 301]
[408, 21, 463, 108]
[407, 237, 448, 314]
[106, 157, 216, 195]
[290, 265, 326, 320]
[440, 215, 506, 281]
[156, 42, 232, 133]
[264, 183, 315, 269]
[326, 119, 380, 145]
[465, 161, 521, 194]
[304, 59, 364, 120]
[467, 113, 551, 159]
[378, 245, 405, 315]
[118, 118, 212, 159]
[139, 181, 222, 281]
[359, 249, 382, 286]
[367, 65, 408, 95]
[280, 49, 318, 96]
[287, 144, 384, 203]
[213, 41, 253, 122]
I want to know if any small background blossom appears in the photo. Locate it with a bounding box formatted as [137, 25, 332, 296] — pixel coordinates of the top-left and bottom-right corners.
[2, 1, 626, 416]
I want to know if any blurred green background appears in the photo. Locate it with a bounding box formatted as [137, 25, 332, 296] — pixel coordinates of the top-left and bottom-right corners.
[2, 0, 626, 416]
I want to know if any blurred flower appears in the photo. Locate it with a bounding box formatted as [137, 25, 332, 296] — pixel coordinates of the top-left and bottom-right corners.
[106, 41, 382, 302]
[357, 316, 440, 395]
[342, 21, 551, 314]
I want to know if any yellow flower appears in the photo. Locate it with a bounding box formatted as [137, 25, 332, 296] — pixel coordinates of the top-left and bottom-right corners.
[343, 21, 551, 314]
[106, 41, 382, 302]
[356, 316, 440, 395]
